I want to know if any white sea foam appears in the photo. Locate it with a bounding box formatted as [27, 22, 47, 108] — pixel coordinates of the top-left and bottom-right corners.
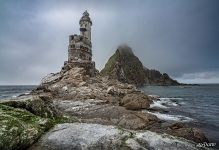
[148, 95, 160, 99]
[147, 111, 193, 122]
[150, 100, 168, 109]
[150, 97, 182, 108]
[179, 102, 186, 105]
[167, 98, 183, 100]
[150, 98, 178, 108]
[11, 91, 30, 99]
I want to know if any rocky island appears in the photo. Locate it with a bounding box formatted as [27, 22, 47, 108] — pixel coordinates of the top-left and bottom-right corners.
[0, 11, 211, 150]
[101, 45, 179, 86]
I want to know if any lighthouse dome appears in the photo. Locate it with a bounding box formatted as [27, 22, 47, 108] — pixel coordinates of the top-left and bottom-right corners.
[79, 10, 92, 25]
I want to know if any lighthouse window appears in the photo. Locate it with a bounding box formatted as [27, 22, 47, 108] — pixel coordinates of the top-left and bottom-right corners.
[76, 43, 80, 49]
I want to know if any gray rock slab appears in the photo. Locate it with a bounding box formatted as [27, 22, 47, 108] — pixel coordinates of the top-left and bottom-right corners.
[29, 123, 204, 150]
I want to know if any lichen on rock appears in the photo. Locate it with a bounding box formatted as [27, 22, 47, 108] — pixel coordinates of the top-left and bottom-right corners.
[0, 95, 61, 118]
[0, 104, 53, 150]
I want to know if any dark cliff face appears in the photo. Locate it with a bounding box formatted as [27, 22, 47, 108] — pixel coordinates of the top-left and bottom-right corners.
[100, 45, 180, 86]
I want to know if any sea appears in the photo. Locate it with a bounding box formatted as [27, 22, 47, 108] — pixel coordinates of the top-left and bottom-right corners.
[140, 84, 219, 146]
[0, 84, 219, 146]
[0, 85, 37, 99]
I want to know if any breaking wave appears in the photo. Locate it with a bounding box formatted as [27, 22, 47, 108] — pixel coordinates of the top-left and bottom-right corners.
[148, 97, 193, 122]
[147, 111, 193, 122]
[150, 97, 183, 109]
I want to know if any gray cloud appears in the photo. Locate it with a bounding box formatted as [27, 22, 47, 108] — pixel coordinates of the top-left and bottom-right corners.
[176, 71, 219, 84]
[0, 0, 219, 84]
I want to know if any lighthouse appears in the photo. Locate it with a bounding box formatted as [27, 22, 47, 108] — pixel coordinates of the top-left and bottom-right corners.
[68, 11, 93, 62]
[79, 10, 92, 41]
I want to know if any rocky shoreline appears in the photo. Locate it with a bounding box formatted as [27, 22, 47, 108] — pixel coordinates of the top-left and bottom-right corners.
[0, 63, 211, 150]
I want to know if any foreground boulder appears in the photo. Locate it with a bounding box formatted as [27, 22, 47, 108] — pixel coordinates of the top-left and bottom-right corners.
[120, 93, 152, 110]
[29, 123, 202, 150]
[0, 104, 53, 150]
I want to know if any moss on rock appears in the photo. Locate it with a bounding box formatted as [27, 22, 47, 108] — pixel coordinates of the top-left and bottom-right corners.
[100, 52, 118, 76]
[0, 104, 54, 150]
[0, 95, 61, 118]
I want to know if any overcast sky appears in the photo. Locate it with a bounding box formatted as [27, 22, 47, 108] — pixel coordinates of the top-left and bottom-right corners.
[0, 0, 219, 85]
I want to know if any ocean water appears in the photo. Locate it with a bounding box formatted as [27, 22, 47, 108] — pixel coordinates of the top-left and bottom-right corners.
[140, 84, 219, 145]
[0, 85, 37, 99]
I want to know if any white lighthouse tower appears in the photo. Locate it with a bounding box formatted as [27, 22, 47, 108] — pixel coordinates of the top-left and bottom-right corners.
[79, 10, 92, 41]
